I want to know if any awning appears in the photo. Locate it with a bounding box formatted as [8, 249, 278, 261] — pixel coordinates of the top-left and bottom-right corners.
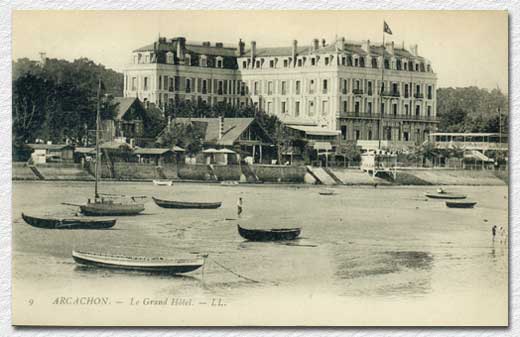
[203, 148, 219, 154]
[172, 146, 185, 152]
[313, 142, 333, 151]
[286, 125, 340, 137]
[216, 148, 236, 154]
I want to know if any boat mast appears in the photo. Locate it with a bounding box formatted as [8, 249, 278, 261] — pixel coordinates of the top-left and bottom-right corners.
[94, 79, 101, 199]
[378, 23, 386, 150]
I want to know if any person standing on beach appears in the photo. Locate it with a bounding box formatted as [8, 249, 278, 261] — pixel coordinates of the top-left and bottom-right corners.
[237, 197, 243, 218]
[492, 225, 497, 241]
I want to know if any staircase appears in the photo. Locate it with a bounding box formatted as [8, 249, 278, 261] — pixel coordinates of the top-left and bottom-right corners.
[305, 166, 337, 185]
[28, 165, 45, 180]
[323, 167, 343, 185]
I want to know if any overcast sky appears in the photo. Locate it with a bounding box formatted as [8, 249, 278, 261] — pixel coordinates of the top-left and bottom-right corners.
[12, 10, 508, 91]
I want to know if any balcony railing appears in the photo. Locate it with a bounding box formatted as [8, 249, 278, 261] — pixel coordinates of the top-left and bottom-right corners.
[168, 86, 174, 92]
[340, 111, 438, 122]
[352, 89, 364, 95]
[382, 91, 400, 97]
[341, 89, 348, 95]
[414, 93, 424, 99]
[367, 89, 373, 96]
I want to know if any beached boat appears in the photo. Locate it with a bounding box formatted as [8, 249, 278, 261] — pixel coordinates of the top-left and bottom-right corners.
[153, 179, 173, 186]
[425, 192, 467, 200]
[22, 213, 116, 229]
[445, 201, 477, 209]
[152, 197, 222, 209]
[76, 80, 145, 216]
[319, 190, 336, 196]
[220, 181, 240, 186]
[237, 224, 301, 241]
[72, 250, 204, 274]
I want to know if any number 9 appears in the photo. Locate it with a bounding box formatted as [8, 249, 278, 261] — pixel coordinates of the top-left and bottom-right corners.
[28, 299, 34, 305]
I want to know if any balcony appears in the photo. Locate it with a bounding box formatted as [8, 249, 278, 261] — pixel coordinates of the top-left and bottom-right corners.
[414, 93, 424, 99]
[341, 89, 348, 95]
[322, 89, 328, 94]
[185, 87, 191, 93]
[217, 89, 223, 95]
[352, 89, 364, 95]
[367, 89, 373, 96]
[202, 89, 207, 95]
[382, 91, 400, 97]
[340, 111, 438, 123]
[168, 86, 174, 92]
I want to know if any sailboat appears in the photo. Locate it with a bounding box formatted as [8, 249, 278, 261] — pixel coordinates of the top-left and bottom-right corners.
[78, 80, 145, 216]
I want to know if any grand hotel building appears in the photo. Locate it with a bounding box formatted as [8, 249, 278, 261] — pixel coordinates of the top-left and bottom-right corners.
[123, 36, 438, 148]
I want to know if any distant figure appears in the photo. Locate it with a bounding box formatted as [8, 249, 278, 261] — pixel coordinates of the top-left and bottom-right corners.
[237, 197, 243, 218]
[492, 225, 497, 241]
[437, 187, 445, 194]
[374, 183, 378, 188]
[499, 226, 506, 244]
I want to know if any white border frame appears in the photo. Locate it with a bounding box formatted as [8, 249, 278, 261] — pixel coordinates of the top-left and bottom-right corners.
[1, 1, 517, 335]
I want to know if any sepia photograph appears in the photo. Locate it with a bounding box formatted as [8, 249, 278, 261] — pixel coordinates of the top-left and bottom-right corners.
[10, 10, 508, 326]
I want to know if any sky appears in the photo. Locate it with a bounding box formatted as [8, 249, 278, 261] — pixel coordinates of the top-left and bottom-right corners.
[12, 10, 508, 91]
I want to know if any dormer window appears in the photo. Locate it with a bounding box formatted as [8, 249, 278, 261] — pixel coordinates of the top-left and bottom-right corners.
[311, 58, 316, 66]
[200, 55, 208, 67]
[297, 59, 303, 67]
[354, 57, 358, 67]
[269, 59, 274, 68]
[216, 56, 224, 68]
[325, 57, 329, 66]
[166, 51, 174, 64]
[283, 59, 288, 67]
[134, 55, 138, 64]
[185, 54, 191, 66]
[138, 53, 142, 64]
[242, 60, 247, 68]
[255, 60, 261, 68]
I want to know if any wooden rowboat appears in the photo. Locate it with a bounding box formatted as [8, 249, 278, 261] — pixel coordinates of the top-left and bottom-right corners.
[152, 197, 222, 209]
[72, 250, 204, 274]
[153, 179, 173, 186]
[22, 213, 116, 229]
[425, 193, 467, 200]
[446, 201, 477, 209]
[237, 224, 301, 241]
[319, 190, 336, 196]
[80, 201, 145, 216]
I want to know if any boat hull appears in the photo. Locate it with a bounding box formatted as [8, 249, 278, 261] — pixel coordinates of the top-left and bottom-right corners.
[237, 224, 301, 241]
[22, 213, 116, 229]
[72, 251, 204, 274]
[446, 201, 477, 208]
[80, 202, 145, 216]
[152, 197, 222, 209]
[425, 193, 467, 200]
[153, 180, 173, 186]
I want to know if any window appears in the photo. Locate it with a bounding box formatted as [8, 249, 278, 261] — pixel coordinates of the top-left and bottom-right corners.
[281, 81, 287, 95]
[354, 58, 359, 67]
[131, 77, 137, 90]
[297, 59, 303, 67]
[354, 101, 360, 113]
[367, 102, 372, 114]
[267, 102, 272, 113]
[384, 59, 390, 69]
[416, 105, 420, 116]
[268, 81, 273, 95]
[309, 80, 315, 94]
[392, 103, 397, 116]
[355, 130, 360, 140]
[308, 101, 315, 116]
[256, 60, 261, 68]
[254, 81, 259, 95]
[415, 64, 419, 71]
[202, 80, 207, 94]
[342, 79, 348, 94]
[343, 100, 348, 113]
[143, 77, 148, 91]
[218, 81, 223, 95]
[281, 101, 287, 114]
[427, 106, 432, 117]
[404, 84, 409, 98]
[242, 60, 247, 68]
[295, 101, 300, 116]
[295, 80, 301, 95]
[200, 56, 207, 67]
[368, 130, 372, 140]
[404, 62, 408, 70]
[311, 58, 316, 66]
[325, 57, 329, 66]
[283, 59, 288, 67]
[372, 58, 378, 68]
[169, 78, 174, 92]
[323, 79, 328, 94]
[367, 81, 372, 95]
[403, 132, 409, 141]
[428, 85, 433, 99]
[416, 84, 421, 95]
[341, 57, 346, 66]
[405, 104, 409, 115]
[381, 102, 385, 114]
[216, 57, 223, 68]
[185, 79, 191, 93]
[322, 101, 328, 115]
[269, 60, 274, 68]
[341, 126, 347, 140]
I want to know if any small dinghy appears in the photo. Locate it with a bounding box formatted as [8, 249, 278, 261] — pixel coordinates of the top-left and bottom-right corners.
[445, 201, 477, 209]
[319, 190, 336, 196]
[220, 181, 240, 186]
[237, 224, 301, 241]
[72, 250, 204, 274]
[153, 179, 173, 186]
[152, 197, 222, 209]
[22, 213, 116, 229]
[425, 192, 467, 200]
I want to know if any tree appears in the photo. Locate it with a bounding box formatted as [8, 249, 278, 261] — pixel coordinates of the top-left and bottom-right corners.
[156, 123, 205, 155]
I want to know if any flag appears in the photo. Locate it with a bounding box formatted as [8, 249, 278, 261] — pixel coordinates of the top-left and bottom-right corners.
[384, 21, 393, 35]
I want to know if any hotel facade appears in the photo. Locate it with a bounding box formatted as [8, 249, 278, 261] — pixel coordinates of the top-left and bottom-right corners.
[123, 36, 438, 149]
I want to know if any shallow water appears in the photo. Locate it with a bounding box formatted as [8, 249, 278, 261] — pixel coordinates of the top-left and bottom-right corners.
[11, 181, 509, 324]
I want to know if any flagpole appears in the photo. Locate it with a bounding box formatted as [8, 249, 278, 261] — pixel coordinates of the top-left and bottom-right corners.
[378, 23, 386, 150]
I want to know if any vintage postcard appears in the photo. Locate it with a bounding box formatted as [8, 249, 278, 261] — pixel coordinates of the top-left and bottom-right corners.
[11, 10, 508, 326]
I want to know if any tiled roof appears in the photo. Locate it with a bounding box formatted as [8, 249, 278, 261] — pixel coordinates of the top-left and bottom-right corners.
[28, 144, 72, 150]
[134, 148, 173, 155]
[174, 118, 255, 146]
[113, 97, 139, 120]
[134, 41, 237, 57]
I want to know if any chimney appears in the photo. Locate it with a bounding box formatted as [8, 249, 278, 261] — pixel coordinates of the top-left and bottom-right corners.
[386, 41, 394, 55]
[362, 39, 371, 53]
[202, 41, 211, 47]
[215, 42, 223, 48]
[238, 39, 245, 56]
[176, 37, 186, 60]
[321, 38, 326, 47]
[292, 40, 297, 62]
[312, 38, 319, 51]
[410, 43, 418, 56]
[250, 41, 256, 65]
[38, 52, 47, 67]
[336, 37, 345, 51]
[218, 116, 225, 140]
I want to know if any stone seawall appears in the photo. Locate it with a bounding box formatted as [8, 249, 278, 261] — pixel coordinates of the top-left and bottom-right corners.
[12, 162, 507, 186]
